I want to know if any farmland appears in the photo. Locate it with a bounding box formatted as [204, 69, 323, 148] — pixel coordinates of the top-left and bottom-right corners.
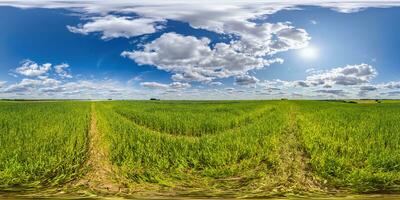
[0, 100, 400, 198]
[0, 101, 90, 189]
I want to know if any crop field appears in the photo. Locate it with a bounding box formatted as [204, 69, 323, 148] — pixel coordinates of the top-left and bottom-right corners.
[0, 101, 91, 189]
[0, 100, 400, 198]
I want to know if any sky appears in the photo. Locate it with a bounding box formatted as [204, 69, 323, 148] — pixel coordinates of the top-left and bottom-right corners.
[1, 0, 400, 100]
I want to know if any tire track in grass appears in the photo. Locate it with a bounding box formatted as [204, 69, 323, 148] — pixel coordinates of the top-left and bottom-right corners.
[74, 103, 124, 195]
[269, 104, 324, 195]
[256, 103, 326, 197]
[115, 105, 275, 137]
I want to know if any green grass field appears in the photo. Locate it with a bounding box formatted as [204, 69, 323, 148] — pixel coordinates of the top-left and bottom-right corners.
[0, 100, 400, 198]
[0, 101, 90, 189]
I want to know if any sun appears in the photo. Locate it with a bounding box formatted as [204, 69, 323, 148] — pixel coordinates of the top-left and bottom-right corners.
[299, 46, 318, 59]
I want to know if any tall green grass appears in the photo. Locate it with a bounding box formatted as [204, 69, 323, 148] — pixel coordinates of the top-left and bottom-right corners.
[296, 101, 400, 192]
[113, 100, 270, 136]
[1, 100, 400, 194]
[97, 100, 400, 193]
[96, 101, 290, 190]
[0, 101, 90, 188]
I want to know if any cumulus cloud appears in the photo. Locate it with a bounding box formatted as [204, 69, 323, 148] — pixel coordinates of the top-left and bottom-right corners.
[321, 2, 400, 13]
[59, 2, 310, 84]
[122, 32, 295, 83]
[0, 81, 6, 88]
[15, 60, 52, 77]
[1, 77, 135, 99]
[6, 1, 311, 86]
[54, 63, 72, 78]
[381, 91, 400, 97]
[0, 59, 141, 99]
[67, 15, 163, 40]
[235, 74, 259, 85]
[15, 60, 74, 79]
[140, 81, 191, 90]
[3, 77, 60, 93]
[169, 82, 191, 89]
[360, 85, 377, 91]
[382, 81, 400, 89]
[358, 85, 378, 96]
[297, 64, 377, 87]
[315, 89, 346, 96]
[209, 81, 223, 86]
[48, 80, 128, 97]
[140, 82, 168, 89]
[2, 1, 400, 15]
[295, 81, 309, 87]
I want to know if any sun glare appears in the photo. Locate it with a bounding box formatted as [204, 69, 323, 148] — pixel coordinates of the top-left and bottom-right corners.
[300, 46, 318, 59]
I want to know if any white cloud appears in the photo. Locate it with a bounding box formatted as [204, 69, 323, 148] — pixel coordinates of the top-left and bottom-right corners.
[358, 85, 378, 96]
[15, 60, 52, 77]
[382, 81, 400, 89]
[169, 82, 191, 89]
[3, 77, 60, 93]
[140, 82, 169, 89]
[14, 60, 73, 78]
[1, 77, 136, 99]
[381, 91, 400, 97]
[140, 81, 191, 90]
[314, 89, 346, 96]
[360, 85, 377, 91]
[51, 80, 128, 97]
[67, 15, 163, 40]
[297, 64, 377, 87]
[54, 63, 72, 78]
[1, 59, 141, 99]
[235, 74, 259, 85]
[2, 1, 400, 14]
[122, 32, 294, 83]
[209, 81, 223, 86]
[2, 2, 400, 99]
[58, 2, 310, 84]
[321, 2, 400, 13]
[0, 81, 6, 88]
[295, 81, 309, 87]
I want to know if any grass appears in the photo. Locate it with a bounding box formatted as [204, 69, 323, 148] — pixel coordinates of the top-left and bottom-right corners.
[112, 100, 270, 136]
[0, 100, 400, 197]
[0, 101, 91, 189]
[95, 101, 288, 191]
[297, 101, 400, 192]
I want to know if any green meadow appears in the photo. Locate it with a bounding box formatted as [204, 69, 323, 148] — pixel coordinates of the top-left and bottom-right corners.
[0, 100, 400, 198]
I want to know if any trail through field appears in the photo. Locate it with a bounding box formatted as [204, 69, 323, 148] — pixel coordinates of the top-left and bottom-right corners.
[75, 103, 123, 194]
[271, 104, 324, 193]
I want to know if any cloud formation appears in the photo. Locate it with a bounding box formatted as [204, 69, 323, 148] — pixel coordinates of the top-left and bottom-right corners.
[1, 59, 140, 99]
[0, 81, 6, 88]
[15, 60, 52, 77]
[122, 28, 302, 83]
[382, 81, 400, 89]
[67, 15, 163, 40]
[314, 89, 346, 96]
[297, 64, 377, 87]
[63, 1, 311, 84]
[140, 81, 191, 90]
[1, 2, 400, 99]
[3, 77, 60, 93]
[235, 74, 259, 85]
[358, 85, 378, 96]
[54, 63, 72, 78]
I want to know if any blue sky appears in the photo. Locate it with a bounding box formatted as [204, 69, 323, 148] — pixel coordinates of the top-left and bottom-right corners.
[0, 1, 400, 99]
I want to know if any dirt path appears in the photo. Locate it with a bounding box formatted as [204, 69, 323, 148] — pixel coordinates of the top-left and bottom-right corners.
[74, 103, 124, 194]
[271, 104, 324, 193]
